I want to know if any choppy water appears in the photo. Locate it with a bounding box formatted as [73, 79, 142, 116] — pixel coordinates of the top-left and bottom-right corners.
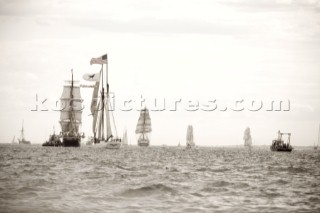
[0, 144, 319, 213]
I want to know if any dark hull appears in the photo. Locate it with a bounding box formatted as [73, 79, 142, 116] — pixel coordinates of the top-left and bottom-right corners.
[42, 135, 62, 147]
[63, 136, 81, 147]
[270, 146, 292, 152]
[42, 142, 62, 147]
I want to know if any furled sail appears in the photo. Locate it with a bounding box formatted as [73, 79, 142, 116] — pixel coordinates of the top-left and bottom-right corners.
[135, 108, 152, 134]
[243, 127, 252, 146]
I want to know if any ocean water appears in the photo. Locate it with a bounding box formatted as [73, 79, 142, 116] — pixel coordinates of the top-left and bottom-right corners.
[0, 144, 319, 213]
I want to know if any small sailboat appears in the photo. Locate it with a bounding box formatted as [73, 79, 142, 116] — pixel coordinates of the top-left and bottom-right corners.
[270, 130, 293, 152]
[122, 129, 128, 146]
[18, 121, 31, 145]
[135, 107, 152, 147]
[314, 124, 319, 150]
[243, 127, 252, 147]
[12, 136, 17, 144]
[88, 53, 121, 149]
[186, 125, 195, 149]
[60, 70, 84, 147]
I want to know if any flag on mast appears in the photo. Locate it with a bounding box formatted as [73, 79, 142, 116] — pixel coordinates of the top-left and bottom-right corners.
[83, 72, 100, 81]
[90, 54, 107, 65]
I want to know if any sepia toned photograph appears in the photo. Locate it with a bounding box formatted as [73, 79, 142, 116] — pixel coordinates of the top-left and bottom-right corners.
[0, 0, 319, 212]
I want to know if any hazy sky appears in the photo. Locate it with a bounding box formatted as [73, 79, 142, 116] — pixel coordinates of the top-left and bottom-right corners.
[0, 0, 319, 146]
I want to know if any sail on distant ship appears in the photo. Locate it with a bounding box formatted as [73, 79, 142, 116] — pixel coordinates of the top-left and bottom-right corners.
[243, 127, 252, 147]
[60, 70, 83, 147]
[186, 125, 195, 149]
[314, 124, 319, 150]
[86, 53, 121, 149]
[18, 121, 31, 145]
[135, 107, 152, 147]
[12, 136, 17, 144]
[122, 129, 128, 146]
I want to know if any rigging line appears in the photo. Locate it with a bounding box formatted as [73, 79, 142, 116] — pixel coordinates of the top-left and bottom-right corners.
[109, 97, 118, 137]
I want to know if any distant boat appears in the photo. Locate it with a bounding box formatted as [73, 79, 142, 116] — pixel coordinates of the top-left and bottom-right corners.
[122, 129, 128, 146]
[243, 127, 252, 147]
[85, 136, 94, 146]
[135, 107, 152, 147]
[270, 130, 293, 152]
[12, 136, 17, 144]
[18, 121, 31, 145]
[186, 125, 195, 149]
[60, 70, 83, 147]
[42, 126, 62, 147]
[89, 54, 121, 149]
[314, 124, 319, 150]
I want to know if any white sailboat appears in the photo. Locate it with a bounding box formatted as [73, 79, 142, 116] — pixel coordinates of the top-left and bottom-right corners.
[87, 53, 121, 149]
[135, 107, 152, 146]
[243, 127, 252, 147]
[186, 125, 195, 149]
[18, 120, 31, 145]
[122, 129, 128, 146]
[12, 136, 17, 144]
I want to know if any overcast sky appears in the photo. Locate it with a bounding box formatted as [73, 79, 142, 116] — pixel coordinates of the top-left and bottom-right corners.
[0, 0, 319, 146]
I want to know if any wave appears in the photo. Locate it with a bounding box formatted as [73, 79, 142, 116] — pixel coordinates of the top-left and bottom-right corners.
[120, 183, 177, 197]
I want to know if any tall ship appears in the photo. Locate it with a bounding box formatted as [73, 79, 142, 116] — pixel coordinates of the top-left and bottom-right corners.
[18, 121, 31, 145]
[60, 70, 83, 147]
[243, 127, 252, 147]
[270, 130, 293, 152]
[87, 53, 121, 149]
[135, 107, 152, 146]
[186, 125, 195, 149]
[314, 123, 319, 150]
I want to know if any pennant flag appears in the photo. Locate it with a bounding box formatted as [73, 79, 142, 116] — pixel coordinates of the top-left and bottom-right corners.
[90, 54, 107, 65]
[83, 72, 100, 82]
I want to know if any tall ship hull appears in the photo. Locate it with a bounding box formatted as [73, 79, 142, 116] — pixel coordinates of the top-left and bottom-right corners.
[62, 136, 81, 147]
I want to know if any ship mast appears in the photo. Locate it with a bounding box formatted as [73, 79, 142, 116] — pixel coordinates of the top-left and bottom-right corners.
[101, 64, 104, 140]
[69, 69, 74, 134]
